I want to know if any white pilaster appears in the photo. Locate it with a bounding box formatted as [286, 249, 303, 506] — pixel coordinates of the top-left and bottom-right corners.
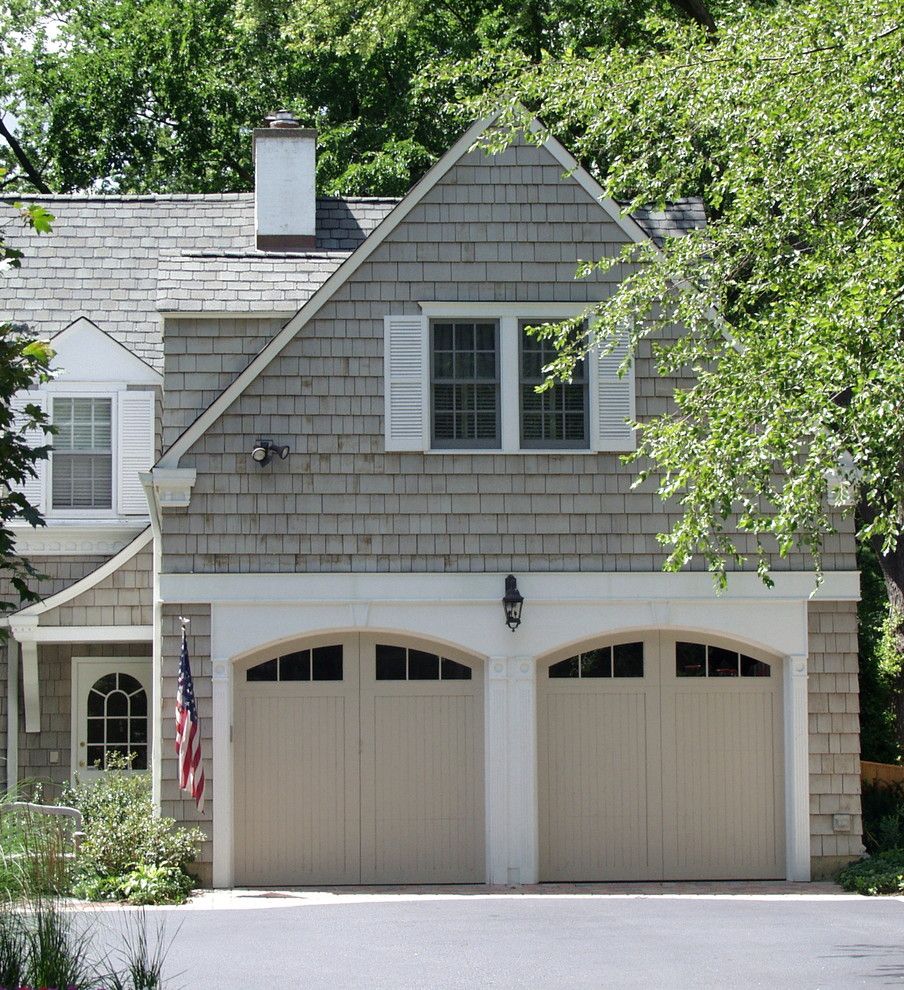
[484, 655, 538, 885]
[211, 658, 234, 888]
[784, 653, 811, 881]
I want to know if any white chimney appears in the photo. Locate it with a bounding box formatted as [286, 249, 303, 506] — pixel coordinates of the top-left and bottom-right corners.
[253, 110, 317, 251]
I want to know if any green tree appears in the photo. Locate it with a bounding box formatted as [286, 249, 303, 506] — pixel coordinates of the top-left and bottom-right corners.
[0, 0, 757, 197]
[477, 0, 904, 737]
[1, 181, 54, 616]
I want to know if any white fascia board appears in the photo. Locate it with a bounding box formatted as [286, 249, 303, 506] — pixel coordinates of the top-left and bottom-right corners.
[157, 110, 509, 468]
[13, 526, 153, 618]
[160, 569, 860, 605]
[419, 302, 591, 318]
[11, 521, 147, 557]
[28, 625, 153, 643]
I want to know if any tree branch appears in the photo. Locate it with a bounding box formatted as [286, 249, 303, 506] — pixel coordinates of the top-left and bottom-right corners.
[668, 0, 716, 33]
[0, 117, 51, 194]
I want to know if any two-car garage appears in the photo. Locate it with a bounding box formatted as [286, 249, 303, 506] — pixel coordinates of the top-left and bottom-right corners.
[232, 630, 784, 885]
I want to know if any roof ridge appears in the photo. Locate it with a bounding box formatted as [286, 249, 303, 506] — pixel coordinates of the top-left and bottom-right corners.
[11, 192, 403, 204]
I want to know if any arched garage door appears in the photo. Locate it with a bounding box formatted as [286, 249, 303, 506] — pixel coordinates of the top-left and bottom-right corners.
[538, 632, 784, 881]
[234, 634, 485, 885]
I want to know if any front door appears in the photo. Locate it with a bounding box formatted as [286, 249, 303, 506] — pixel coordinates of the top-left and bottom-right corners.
[72, 657, 153, 781]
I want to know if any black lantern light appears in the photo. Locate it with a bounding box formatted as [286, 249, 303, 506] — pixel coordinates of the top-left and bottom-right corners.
[502, 574, 524, 631]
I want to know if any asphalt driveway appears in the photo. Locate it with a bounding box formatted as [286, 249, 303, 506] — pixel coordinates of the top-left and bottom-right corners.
[89, 887, 904, 989]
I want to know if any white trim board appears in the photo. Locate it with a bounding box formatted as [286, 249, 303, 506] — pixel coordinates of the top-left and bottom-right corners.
[13, 526, 153, 618]
[162, 569, 859, 605]
[18, 625, 153, 644]
[158, 111, 656, 468]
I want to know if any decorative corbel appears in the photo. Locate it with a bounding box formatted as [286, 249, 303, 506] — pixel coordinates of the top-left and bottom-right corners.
[9, 615, 40, 733]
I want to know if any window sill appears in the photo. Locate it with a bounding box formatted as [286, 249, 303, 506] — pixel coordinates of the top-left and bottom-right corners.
[424, 448, 598, 456]
[10, 519, 148, 556]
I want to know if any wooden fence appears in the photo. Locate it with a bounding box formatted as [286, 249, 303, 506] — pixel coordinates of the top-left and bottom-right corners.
[861, 760, 904, 786]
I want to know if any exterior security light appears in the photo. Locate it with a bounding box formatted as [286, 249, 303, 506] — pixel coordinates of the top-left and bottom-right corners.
[251, 439, 290, 467]
[502, 574, 524, 631]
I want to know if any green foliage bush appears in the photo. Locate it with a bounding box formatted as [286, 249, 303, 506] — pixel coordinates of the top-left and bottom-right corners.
[837, 850, 904, 896]
[61, 755, 203, 905]
[860, 779, 904, 855]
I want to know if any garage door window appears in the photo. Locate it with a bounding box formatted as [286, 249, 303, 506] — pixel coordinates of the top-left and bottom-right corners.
[375, 644, 472, 680]
[675, 641, 771, 678]
[246, 645, 343, 682]
[548, 642, 644, 679]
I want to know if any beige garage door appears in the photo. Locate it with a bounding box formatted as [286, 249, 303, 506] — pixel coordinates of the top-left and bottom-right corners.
[538, 632, 784, 881]
[234, 634, 484, 885]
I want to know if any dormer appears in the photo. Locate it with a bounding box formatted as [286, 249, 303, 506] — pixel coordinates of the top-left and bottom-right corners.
[10, 317, 161, 556]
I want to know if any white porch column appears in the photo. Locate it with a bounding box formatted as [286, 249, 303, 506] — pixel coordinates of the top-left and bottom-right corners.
[211, 657, 234, 888]
[784, 653, 811, 881]
[484, 655, 538, 885]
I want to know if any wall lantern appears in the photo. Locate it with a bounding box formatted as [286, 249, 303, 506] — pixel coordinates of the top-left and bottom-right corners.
[251, 439, 290, 467]
[502, 574, 524, 631]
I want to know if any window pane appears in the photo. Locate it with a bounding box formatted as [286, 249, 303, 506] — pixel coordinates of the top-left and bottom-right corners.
[408, 650, 439, 680]
[433, 323, 453, 350]
[614, 642, 644, 678]
[549, 657, 580, 678]
[280, 651, 310, 681]
[130, 690, 147, 717]
[741, 654, 771, 677]
[87, 718, 104, 744]
[581, 648, 611, 678]
[107, 690, 128, 717]
[312, 645, 343, 681]
[376, 644, 406, 680]
[441, 658, 472, 680]
[130, 720, 148, 746]
[118, 673, 142, 694]
[130, 745, 148, 771]
[709, 646, 739, 677]
[88, 689, 105, 717]
[87, 745, 104, 768]
[52, 452, 113, 509]
[519, 325, 587, 448]
[246, 658, 278, 682]
[676, 642, 706, 677]
[107, 718, 128, 744]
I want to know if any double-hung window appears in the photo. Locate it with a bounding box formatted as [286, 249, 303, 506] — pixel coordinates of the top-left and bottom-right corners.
[519, 322, 588, 449]
[431, 320, 500, 448]
[384, 309, 634, 453]
[51, 397, 113, 510]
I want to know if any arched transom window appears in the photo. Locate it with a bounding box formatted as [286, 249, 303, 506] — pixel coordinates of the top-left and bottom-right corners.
[676, 642, 771, 677]
[87, 672, 148, 770]
[549, 642, 644, 679]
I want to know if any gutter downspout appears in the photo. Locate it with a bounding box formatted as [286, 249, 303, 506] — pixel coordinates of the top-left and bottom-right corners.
[140, 470, 164, 813]
[5, 638, 18, 794]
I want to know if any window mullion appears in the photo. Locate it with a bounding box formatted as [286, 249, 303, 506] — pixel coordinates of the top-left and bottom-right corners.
[500, 316, 520, 452]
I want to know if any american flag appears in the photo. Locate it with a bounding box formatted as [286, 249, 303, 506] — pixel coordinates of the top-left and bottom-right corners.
[175, 623, 205, 813]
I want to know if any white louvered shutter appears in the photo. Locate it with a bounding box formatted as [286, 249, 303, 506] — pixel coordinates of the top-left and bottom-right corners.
[9, 390, 48, 513]
[384, 315, 428, 451]
[593, 327, 636, 453]
[116, 390, 155, 514]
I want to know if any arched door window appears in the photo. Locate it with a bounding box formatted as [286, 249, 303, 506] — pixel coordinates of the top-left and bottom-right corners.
[86, 672, 148, 770]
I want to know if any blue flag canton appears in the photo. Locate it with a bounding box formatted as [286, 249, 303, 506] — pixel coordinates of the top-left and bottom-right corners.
[178, 634, 199, 723]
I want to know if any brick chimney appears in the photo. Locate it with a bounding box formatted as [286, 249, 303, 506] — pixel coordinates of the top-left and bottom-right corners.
[253, 110, 317, 251]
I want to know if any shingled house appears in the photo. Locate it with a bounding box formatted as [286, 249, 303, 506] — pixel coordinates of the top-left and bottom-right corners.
[2, 112, 862, 886]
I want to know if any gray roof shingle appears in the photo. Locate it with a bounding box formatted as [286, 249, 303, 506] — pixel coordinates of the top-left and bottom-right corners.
[3, 195, 396, 369]
[3, 187, 702, 372]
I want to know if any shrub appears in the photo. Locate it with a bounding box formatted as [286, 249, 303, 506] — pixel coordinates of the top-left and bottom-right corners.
[837, 849, 904, 896]
[861, 779, 904, 854]
[61, 754, 203, 906]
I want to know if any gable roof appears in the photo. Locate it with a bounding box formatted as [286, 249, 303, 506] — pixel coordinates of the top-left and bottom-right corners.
[50, 317, 161, 385]
[5, 195, 397, 369]
[159, 112, 697, 467]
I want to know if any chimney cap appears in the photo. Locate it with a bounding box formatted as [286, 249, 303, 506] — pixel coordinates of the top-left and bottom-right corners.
[265, 109, 300, 129]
